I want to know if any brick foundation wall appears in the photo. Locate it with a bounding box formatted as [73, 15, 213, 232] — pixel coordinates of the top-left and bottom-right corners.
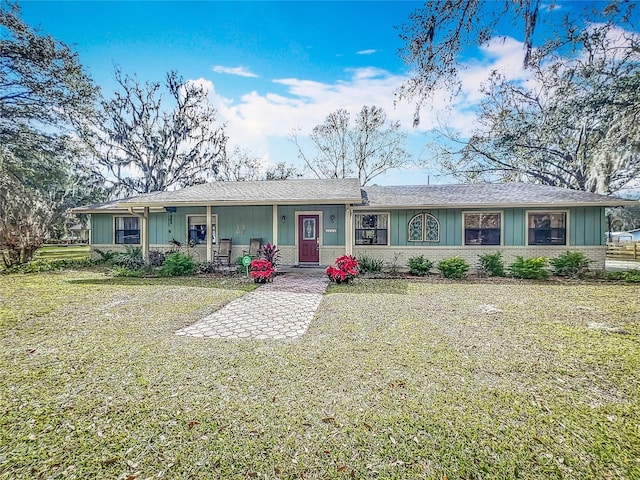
[91, 244, 606, 271]
[353, 245, 606, 272]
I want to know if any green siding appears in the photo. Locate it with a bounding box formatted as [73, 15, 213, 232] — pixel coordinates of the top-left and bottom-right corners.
[150, 212, 169, 244]
[503, 209, 525, 246]
[277, 205, 346, 246]
[381, 207, 604, 247]
[215, 205, 273, 245]
[158, 207, 206, 244]
[383, 209, 461, 246]
[91, 205, 606, 248]
[91, 214, 114, 244]
[570, 207, 604, 246]
[151, 206, 273, 245]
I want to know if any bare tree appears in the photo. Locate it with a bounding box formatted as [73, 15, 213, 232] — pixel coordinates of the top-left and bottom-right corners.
[264, 161, 302, 180]
[0, 168, 53, 267]
[216, 147, 302, 181]
[397, 0, 635, 125]
[86, 69, 227, 196]
[290, 106, 411, 186]
[216, 147, 262, 181]
[436, 21, 640, 194]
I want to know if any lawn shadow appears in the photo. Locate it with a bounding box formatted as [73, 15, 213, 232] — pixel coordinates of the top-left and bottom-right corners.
[66, 276, 257, 291]
[327, 278, 409, 295]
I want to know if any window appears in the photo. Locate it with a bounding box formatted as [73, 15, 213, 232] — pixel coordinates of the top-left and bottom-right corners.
[187, 215, 217, 245]
[355, 213, 388, 245]
[528, 212, 566, 245]
[408, 213, 440, 242]
[115, 217, 140, 244]
[464, 213, 501, 245]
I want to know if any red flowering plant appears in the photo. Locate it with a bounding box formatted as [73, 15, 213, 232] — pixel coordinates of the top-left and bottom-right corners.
[326, 255, 359, 284]
[250, 258, 275, 283]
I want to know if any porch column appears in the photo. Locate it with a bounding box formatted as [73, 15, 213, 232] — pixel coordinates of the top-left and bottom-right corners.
[345, 205, 353, 256]
[206, 205, 212, 262]
[127, 207, 149, 260]
[272, 204, 279, 246]
[142, 207, 149, 260]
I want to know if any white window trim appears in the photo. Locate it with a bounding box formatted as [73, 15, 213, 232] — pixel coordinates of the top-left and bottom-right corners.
[462, 211, 504, 247]
[525, 210, 570, 246]
[186, 213, 218, 245]
[113, 215, 141, 245]
[408, 212, 440, 243]
[354, 212, 390, 246]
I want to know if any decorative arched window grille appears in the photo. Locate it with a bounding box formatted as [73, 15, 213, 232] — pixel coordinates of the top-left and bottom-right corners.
[408, 213, 440, 242]
[425, 214, 440, 242]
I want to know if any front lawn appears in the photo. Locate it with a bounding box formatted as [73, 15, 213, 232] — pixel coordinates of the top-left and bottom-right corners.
[35, 245, 90, 262]
[1, 272, 639, 479]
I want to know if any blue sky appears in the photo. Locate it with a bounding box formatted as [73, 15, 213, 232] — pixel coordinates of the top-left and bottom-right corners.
[21, 2, 417, 94]
[18, 1, 629, 185]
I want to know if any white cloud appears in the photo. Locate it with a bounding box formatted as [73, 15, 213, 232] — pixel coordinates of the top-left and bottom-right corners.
[212, 65, 259, 78]
[459, 36, 532, 102]
[206, 67, 415, 141]
[584, 22, 640, 54]
[193, 36, 538, 167]
[356, 49, 377, 55]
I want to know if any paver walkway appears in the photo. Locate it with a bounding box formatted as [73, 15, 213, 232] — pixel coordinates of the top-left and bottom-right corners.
[175, 272, 329, 339]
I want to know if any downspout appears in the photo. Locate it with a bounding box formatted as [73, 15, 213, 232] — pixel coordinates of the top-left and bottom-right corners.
[128, 207, 149, 260]
[206, 205, 212, 262]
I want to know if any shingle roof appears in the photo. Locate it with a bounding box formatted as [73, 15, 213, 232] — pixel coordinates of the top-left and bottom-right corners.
[118, 178, 362, 206]
[360, 183, 637, 208]
[72, 178, 363, 212]
[72, 179, 637, 213]
[72, 198, 131, 212]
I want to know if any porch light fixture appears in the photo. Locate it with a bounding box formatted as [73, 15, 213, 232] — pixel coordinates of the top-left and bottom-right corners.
[330, 214, 336, 223]
[281, 215, 286, 223]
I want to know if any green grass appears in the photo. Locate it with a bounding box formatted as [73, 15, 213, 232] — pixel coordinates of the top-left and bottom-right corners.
[1, 246, 90, 272]
[1, 272, 639, 479]
[35, 245, 90, 262]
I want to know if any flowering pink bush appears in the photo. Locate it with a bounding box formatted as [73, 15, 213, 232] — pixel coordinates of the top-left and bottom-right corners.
[326, 255, 359, 283]
[250, 258, 274, 283]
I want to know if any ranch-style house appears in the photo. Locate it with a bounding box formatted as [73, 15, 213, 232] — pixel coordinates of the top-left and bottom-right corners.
[73, 178, 639, 270]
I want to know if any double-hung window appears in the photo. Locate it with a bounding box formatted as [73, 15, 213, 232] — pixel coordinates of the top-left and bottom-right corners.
[528, 212, 566, 245]
[187, 215, 217, 245]
[464, 213, 501, 245]
[115, 217, 140, 244]
[355, 214, 388, 245]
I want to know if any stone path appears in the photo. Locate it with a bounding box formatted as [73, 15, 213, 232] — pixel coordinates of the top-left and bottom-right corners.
[175, 272, 329, 339]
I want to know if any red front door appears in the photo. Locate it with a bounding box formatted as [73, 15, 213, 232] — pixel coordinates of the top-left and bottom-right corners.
[298, 215, 319, 263]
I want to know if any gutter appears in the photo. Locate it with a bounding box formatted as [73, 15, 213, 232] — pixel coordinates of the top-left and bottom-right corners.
[351, 201, 640, 210]
[127, 207, 147, 219]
